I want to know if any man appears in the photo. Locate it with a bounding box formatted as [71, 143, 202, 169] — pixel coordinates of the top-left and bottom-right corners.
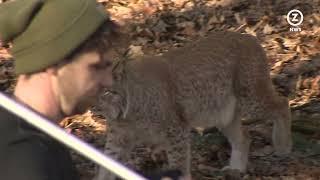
[0, 0, 118, 179]
[0, 0, 183, 179]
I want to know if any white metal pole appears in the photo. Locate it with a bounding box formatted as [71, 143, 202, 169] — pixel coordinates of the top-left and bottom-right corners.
[0, 92, 147, 180]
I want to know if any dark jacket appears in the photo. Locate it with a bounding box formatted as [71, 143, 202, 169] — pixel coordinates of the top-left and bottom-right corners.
[0, 107, 79, 180]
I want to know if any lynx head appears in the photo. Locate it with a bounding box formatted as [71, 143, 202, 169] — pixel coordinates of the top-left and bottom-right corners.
[98, 58, 130, 121]
[98, 91, 124, 121]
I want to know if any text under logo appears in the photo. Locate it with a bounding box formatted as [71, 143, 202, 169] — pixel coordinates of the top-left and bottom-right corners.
[287, 9, 303, 32]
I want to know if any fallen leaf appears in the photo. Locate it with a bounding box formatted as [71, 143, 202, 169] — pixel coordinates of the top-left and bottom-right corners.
[126, 45, 144, 58]
[263, 24, 274, 34]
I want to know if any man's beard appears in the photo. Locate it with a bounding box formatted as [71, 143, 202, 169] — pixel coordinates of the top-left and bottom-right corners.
[58, 85, 99, 116]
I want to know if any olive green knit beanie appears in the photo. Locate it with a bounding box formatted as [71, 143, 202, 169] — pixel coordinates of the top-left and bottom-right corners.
[0, 0, 108, 74]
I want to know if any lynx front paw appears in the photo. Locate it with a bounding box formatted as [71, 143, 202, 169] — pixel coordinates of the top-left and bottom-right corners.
[222, 164, 246, 173]
[221, 167, 242, 180]
[226, 139, 250, 173]
[272, 130, 292, 155]
[93, 169, 117, 180]
[273, 144, 292, 156]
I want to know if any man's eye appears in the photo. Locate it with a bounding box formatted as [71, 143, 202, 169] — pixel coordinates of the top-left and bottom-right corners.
[104, 61, 113, 67]
[91, 61, 112, 70]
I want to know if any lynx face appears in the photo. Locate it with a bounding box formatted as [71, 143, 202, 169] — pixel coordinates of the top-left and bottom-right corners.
[94, 31, 292, 180]
[99, 92, 123, 121]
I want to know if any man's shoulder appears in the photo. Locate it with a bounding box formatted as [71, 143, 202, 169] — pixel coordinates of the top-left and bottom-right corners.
[0, 107, 78, 180]
[0, 106, 22, 139]
[0, 106, 19, 121]
[1, 132, 73, 180]
[0, 106, 51, 146]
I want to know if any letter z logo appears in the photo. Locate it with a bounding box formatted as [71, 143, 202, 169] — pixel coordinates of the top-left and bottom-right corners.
[287, 9, 303, 26]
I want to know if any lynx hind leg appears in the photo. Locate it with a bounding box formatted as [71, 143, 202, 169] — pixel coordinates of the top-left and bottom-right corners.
[270, 96, 292, 155]
[165, 127, 192, 179]
[236, 33, 292, 155]
[240, 95, 292, 155]
[220, 109, 250, 172]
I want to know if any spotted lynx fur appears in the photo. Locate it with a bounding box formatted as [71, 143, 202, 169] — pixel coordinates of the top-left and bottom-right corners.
[94, 31, 292, 180]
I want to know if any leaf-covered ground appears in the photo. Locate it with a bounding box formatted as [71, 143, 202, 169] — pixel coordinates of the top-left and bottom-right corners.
[1, 0, 319, 179]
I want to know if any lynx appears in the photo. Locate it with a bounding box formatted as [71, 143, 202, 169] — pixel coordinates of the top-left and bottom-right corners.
[94, 31, 292, 180]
